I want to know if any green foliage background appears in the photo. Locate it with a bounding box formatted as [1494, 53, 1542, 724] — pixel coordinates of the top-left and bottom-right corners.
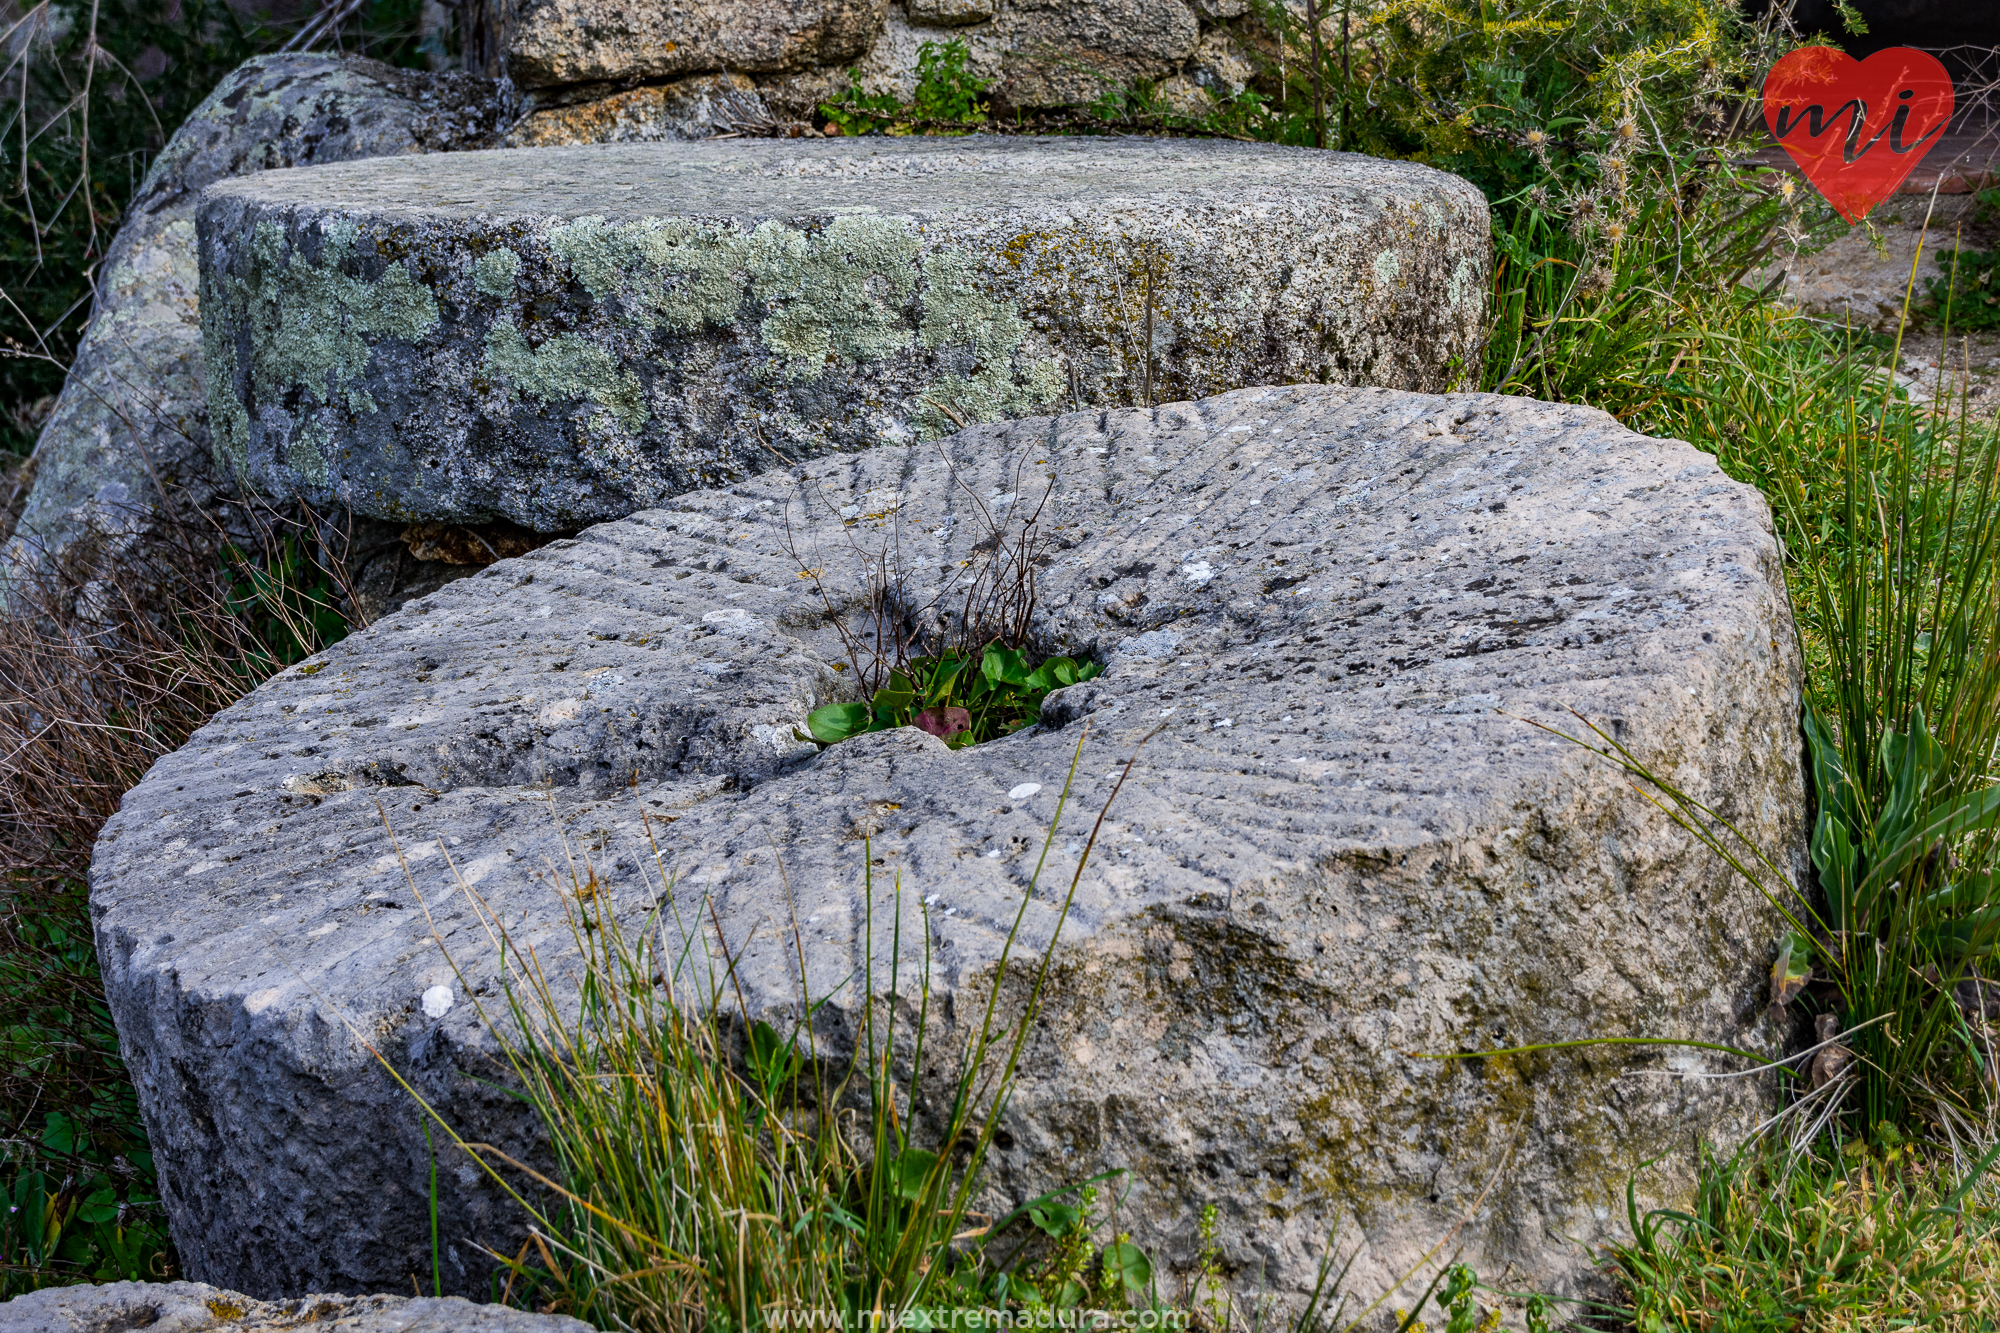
[0, 0, 439, 456]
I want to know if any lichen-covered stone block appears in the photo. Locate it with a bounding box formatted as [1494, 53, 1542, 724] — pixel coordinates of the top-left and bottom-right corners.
[494, 0, 887, 88]
[2, 53, 502, 596]
[92, 386, 1802, 1306]
[196, 137, 1489, 532]
[503, 73, 768, 146]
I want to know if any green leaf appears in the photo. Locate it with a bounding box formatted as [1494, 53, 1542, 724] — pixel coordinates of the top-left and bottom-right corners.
[1805, 708, 1862, 928]
[41, 1111, 77, 1156]
[1922, 870, 2000, 916]
[1078, 659, 1105, 682]
[982, 646, 1031, 686]
[1873, 706, 1948, 857]
[872, 685, 916, 721]
[921, 656, 966, 703]
[1919, 902, 2000, 957]
[1102, 1239, 1153, 1293]
[747, 1019, 801, 1094]
[794, 1201, 865, 1237]
[77, 1188, 118, 1225]
[1769, 932, 1812, 1011]
[893, 1149, 939, 1202]
[1855, 779, 2000, 909]
[805, 701, 872, 743]
[1028, 1199, 1081, 1236]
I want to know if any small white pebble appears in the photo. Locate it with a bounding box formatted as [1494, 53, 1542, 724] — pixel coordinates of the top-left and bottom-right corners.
[984, 848, 1003, 859]
[421, 985, 454, 1019]
[1008, 782, 1042, 801]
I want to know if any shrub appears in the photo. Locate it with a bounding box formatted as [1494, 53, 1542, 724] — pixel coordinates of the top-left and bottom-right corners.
[820, 38, 990, 136]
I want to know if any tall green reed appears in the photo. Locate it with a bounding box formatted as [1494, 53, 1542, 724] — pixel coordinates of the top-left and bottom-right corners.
[1496, 166, 2000, 1134]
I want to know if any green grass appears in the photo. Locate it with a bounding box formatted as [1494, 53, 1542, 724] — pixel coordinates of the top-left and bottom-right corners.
[1606, 1138, 2000, 1332]
[0, 878, 173, 1290]
[390, 729, 1215, 1330]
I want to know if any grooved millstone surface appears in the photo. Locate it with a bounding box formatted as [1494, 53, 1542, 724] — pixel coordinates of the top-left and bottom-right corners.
[0, 1281, 590, 1332]
[195, 138, 1489, 530]
[92, 385, 1802, 1306]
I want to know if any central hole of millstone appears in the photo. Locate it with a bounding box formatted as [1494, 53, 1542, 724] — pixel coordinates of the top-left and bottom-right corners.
[800, 635, 1102, 751]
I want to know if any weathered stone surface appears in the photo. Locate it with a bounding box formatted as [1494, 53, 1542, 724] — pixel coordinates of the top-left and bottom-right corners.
[0, 53, 503, 598]
[493, 0, 887, 88]
[768, 0, 1208, 114]
[93, 385, 1803, 1306]
[478, 0, 1213, 109]
[196, 137, 1489, 533]
[504, 73, 768, 146]
[982, 0, 1203, 110]
[1762, 219, 1961, 333]
[0, 1281, 588, 1333]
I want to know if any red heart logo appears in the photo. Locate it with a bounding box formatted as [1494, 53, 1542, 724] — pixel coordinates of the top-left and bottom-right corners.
[1763, 46, 1953, 223]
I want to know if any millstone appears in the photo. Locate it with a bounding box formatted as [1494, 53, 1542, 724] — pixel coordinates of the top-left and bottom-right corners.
[92, 385, 1802, 1306]
[0, 1282, 589, 1333]
[195, 138, 1488, 531]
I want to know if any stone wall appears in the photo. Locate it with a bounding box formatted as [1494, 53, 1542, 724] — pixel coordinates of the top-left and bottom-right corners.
[466, 0, 1269, 130]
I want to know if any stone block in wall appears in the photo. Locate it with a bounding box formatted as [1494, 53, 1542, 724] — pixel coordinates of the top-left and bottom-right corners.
[504, 72, 768, 146]
[494, 0, 889, 89]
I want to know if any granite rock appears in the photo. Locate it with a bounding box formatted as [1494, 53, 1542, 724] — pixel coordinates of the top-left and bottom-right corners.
[479, 0, 1215, 111]
[984, 0, 1203, 109]
[0, 1282, 589, 1333]
[92, 384, 1804, 1305]
[0, 53, 503, 599]
[776, 0, 1210, 113]
[504, 73, 768, 146]
[493, 0, 887, 89]
[196, 137, 1489, 532]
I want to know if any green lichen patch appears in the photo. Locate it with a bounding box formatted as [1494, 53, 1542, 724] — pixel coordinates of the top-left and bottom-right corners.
[473, 246, 521, 296]
[483, 322, 648, 432]
[206, 218, 441, 482]
[914, 249, 1064, 437]
[544, 213, 928, 380]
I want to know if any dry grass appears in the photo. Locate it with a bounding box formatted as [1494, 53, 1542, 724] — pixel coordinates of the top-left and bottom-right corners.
[0, 498, 353, 1292]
